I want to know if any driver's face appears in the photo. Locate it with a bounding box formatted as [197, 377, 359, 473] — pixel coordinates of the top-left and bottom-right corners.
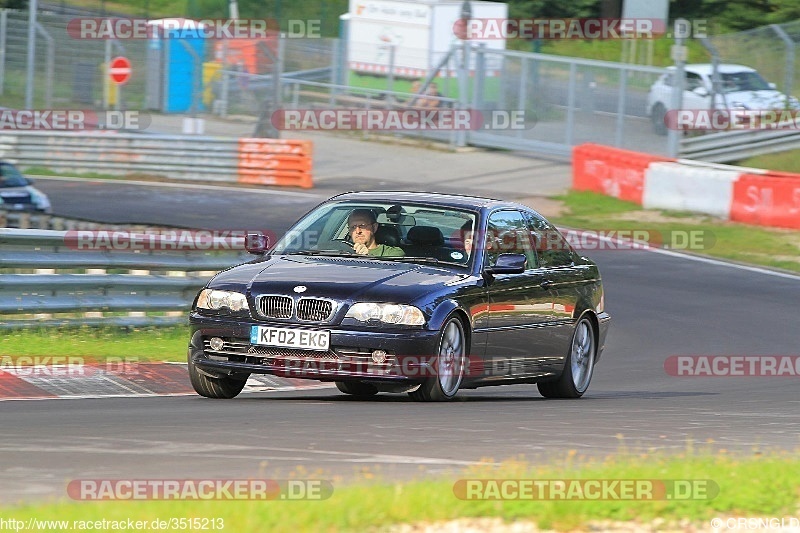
[463, 231, 474, 254]
[348, 217, 376, 246]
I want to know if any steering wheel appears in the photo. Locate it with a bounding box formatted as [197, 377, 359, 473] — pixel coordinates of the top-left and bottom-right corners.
[330, 237, 356, 253]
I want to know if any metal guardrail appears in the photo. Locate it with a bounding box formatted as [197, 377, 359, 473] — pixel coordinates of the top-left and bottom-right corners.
[0, 131, 239, 182]
[0, 229, 248, 328]
[0, 131, 314, 187]
[679, 127, 800, 163]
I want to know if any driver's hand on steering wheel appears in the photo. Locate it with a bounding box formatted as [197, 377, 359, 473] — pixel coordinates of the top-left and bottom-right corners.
[353, 243, 369, 255]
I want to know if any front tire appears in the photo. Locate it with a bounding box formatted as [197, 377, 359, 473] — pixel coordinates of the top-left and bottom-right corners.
[651, 103, 667, 135]
[408, 317, 466, 402]
[538, 316, 596, 399]
[188, 352, 248, 399]
[335, 381, 379, 397]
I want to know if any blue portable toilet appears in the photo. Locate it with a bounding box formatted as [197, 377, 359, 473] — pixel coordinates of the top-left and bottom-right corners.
[145, 18, 206, 113]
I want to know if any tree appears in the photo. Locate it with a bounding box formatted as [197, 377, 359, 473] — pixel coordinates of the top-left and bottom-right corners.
[1, 0, 28, 9]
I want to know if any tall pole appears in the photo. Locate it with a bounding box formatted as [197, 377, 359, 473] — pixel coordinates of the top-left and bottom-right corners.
[25, 0, 38, 108]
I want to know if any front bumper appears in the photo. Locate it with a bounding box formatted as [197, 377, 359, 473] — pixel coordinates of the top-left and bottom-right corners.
[596, 311, 611, 361]
[189, 313, 442, 383]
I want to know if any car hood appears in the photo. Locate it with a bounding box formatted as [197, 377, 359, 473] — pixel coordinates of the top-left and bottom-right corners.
[210, 255, 466, 304]
[723, 89, 794, 110]
[0, 185, 34, 201]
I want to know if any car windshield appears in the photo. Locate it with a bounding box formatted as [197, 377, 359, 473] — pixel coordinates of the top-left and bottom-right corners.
[720, 71, 771, 92]
[271, 200, 478, 268]
[0, 163, 29, 188]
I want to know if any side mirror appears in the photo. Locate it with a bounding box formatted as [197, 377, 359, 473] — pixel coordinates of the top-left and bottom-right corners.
[484, 253, 526, 275]
[692, 86, 709, 97]
[768, 82, 777, 90]
[245, 231, 270, 254]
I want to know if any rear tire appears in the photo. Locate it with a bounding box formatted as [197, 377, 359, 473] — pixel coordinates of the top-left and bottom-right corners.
[188, 352, 248, 399]
[408, 317, 466, 402]
[335, 381, 379, 397]
[538, 316, 596, 399]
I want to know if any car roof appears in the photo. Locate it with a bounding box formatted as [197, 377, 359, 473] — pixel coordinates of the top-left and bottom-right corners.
[329, 190, 530, 211]
[668, 63, 757, 75]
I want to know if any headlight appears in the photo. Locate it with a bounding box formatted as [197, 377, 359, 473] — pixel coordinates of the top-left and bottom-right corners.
[29, 189, 51, 211]
[196, 289, 249, 312]
[345, 303, 425, 325]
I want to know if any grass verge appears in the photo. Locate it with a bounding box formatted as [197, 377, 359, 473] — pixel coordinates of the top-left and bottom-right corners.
[2, 451, 798, 532]
[0, 326, 189, 362]
[551, 191, 800, 274]
[739, 149, 800, 174]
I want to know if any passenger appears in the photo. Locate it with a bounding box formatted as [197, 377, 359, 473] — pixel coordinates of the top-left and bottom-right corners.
[347, 209, 405, 257]
[460, 219, 474, 259]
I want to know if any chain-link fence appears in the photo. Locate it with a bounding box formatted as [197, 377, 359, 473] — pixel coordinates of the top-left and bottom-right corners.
[708, 20, 800, 99]
[7, 8, 798, 156]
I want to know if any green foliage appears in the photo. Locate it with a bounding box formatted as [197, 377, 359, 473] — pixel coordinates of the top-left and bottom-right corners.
[3, 452, 799, 530]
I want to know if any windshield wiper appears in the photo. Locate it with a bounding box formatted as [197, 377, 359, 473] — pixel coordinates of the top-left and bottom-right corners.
[282, 250, 373, 258]
[389, 256, 467, 267]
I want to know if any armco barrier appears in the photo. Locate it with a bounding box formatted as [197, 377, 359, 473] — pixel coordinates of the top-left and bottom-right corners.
[237, 139, 313, 188]
[642, 162, 739, 219]
[572, 144, 674, 204]
[0, 131, 313, 188]
[573, 143, 800, 230]
[0, 228, 248, 328]
[731, 172, 800, 229]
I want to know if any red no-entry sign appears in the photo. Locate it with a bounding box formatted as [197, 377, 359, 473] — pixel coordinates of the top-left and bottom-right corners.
[109, 56, 132, 85]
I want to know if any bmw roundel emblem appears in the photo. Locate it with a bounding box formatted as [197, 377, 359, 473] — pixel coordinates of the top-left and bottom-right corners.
[293, 285, 307, 293]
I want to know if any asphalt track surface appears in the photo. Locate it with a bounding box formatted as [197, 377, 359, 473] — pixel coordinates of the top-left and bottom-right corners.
[2, 178, 799, 503]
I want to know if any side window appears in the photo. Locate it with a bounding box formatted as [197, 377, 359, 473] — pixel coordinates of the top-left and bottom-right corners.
[685, 72, 703, 91]
[484, 210, 538, 270]
[523, 211, 575, 268]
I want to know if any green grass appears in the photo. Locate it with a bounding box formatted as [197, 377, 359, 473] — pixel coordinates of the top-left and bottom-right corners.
[552, 191, 800, 273]
[739, 149, 800, 174]
[0, 325, 189, 362]
[2, 451, 798, 531]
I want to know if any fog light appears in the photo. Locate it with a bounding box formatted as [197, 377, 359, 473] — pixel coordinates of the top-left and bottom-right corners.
[209, 337, 224, 351]
[371, 350, 387, 364]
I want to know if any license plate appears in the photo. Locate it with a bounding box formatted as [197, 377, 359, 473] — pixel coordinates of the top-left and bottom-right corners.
[250, 326, 330, 351]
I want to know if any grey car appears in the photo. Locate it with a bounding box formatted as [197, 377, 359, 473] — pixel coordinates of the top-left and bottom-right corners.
[0, 161, 51, 213]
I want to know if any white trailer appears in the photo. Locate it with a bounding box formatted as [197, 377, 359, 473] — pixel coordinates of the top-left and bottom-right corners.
[347, 0, 508, 78]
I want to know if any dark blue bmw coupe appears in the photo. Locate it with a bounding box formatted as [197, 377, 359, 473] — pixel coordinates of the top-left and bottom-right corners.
[188, 191, 610, 401]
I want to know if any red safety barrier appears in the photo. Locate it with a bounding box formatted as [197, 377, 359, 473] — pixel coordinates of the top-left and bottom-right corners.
[730, 172, 800, 229]
[237, 139, 313, 188]
[573, 144, 673, 204]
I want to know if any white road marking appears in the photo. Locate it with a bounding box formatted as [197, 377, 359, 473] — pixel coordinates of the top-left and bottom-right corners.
[567, 228, 800, 281]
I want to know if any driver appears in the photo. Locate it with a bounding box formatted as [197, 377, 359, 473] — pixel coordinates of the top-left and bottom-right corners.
[347, 209, 405, 257]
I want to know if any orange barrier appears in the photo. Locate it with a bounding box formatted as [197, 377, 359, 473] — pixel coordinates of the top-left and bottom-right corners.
[730, 172, 800, 229]
[573, 144, 673, 204]
[237, 139, 313, 188]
